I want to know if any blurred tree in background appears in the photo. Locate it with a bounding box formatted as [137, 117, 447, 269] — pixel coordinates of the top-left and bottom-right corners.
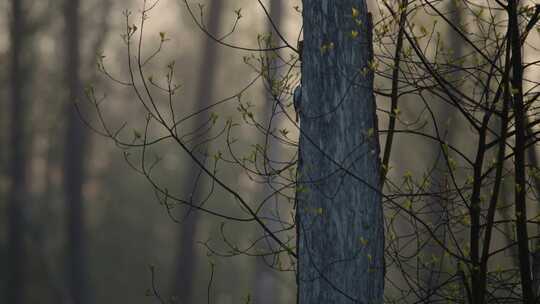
[6, 0, 31, 302]
[169, 0, 223, 303]
[63, 0, 87, 302]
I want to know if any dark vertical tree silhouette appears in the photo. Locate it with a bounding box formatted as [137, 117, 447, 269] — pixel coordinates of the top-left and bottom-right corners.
[6, 1, 29, 303]
[171, 1, 224, 303]
[297, 1, 384, 303]
[528, 113, 540, 297]
[63, 0, 88, 303]
[508, 1, 533, 301]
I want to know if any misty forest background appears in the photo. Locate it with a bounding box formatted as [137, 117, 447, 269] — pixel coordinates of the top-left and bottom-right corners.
[1, 0, 539, 303]
[2, 0, 301, 303]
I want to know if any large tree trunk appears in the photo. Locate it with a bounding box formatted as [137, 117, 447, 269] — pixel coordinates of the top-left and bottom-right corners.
[63, 0, 88, 303]
[6, 1, 29, 303]
[171, 1, 223, 303]
[297, 1, 384, 303]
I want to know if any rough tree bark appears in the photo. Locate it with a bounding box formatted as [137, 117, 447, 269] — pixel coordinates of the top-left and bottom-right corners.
[63, 0, 88, 303]
[297, 1, 384, 303]
[6, 1, 29, 303]
[171, 1, 223, 303]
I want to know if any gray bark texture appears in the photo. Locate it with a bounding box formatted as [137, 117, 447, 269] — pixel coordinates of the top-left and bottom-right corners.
[297, 1, 384, 303]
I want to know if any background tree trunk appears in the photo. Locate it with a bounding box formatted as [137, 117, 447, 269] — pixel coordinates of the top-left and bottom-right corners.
[63, 0, 88, 303]
[253, 0, 284, 302]
[171, 1, 223, 303]
[297, 1, 384, 303]
[422, 1, 465, 300]
[6, 1, 29, 303]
